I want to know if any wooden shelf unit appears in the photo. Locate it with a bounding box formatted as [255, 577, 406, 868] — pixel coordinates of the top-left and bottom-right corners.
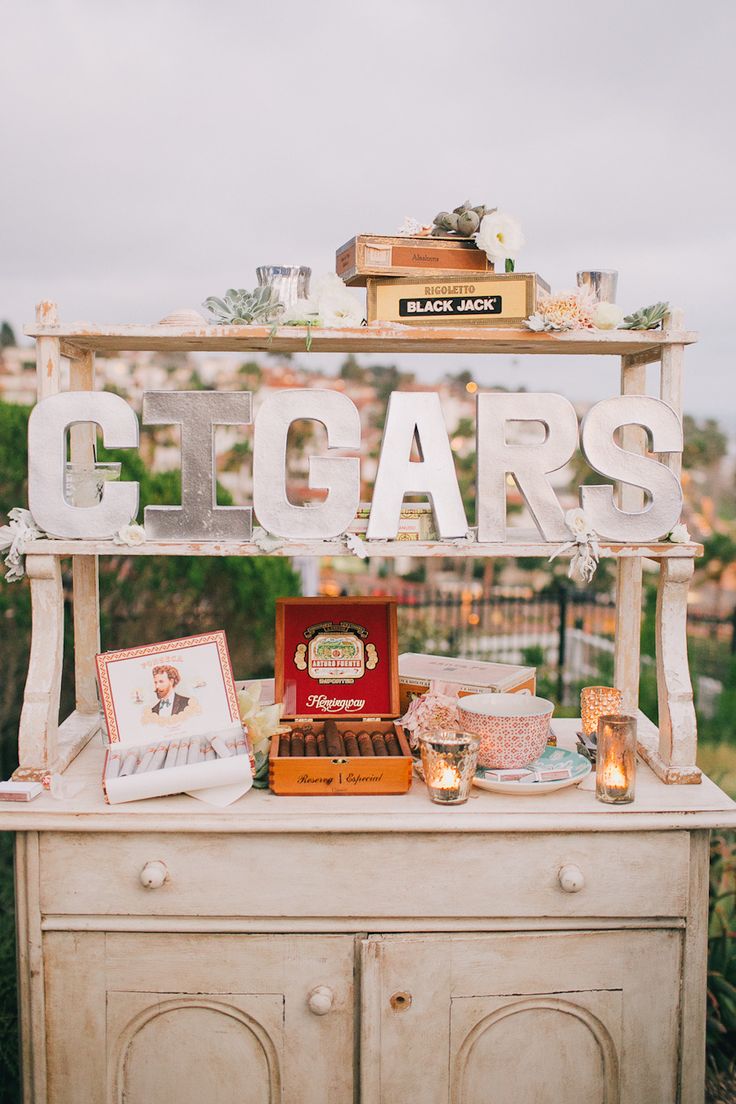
[15, 301, 700, 789]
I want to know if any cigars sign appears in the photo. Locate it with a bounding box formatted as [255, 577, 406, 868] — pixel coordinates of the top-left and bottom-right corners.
[27, 388, 684, 544]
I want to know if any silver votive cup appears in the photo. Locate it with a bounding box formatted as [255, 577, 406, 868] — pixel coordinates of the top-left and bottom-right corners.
[419, 731, 480, 805]
[595, 714, 637, 804]
[576, 270, 618, 303]
[256, 266, 311, 312]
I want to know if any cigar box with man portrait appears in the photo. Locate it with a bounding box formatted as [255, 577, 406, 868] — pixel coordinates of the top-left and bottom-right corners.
[95, 631, 252, 804]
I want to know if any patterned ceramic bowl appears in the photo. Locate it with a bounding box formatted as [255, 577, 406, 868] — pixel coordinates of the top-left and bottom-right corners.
[456, 692, 554, 768]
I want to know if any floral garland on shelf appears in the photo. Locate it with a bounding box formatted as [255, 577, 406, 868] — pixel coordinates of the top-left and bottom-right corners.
[549, 508, 601, 584]
[0, 511, 146, 582]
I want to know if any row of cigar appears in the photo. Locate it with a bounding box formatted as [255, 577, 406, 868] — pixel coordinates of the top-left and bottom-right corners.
[106, 729, 249, 778]
[279, 721, 403, 758]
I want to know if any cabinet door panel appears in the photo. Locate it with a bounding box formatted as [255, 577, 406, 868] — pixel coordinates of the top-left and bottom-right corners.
[45, 932, 354, 1104]
[362, 930, 680, 1104]
[107, 991, 283, 1104]
[451, 992, 621, 1104]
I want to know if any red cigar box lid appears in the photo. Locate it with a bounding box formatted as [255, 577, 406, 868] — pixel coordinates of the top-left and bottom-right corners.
[275, 598, 400, 722]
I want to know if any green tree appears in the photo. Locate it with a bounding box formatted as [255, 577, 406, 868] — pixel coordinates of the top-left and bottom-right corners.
[339, 355, 364, 382]
[0, 322, 16, 348]
[683, 415, 728, 471]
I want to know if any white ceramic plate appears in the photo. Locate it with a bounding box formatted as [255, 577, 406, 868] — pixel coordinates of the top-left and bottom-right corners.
[472, 747, 591, 795]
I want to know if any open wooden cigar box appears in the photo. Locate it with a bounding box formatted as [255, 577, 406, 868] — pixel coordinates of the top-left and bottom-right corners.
[270, 597, 413, 796]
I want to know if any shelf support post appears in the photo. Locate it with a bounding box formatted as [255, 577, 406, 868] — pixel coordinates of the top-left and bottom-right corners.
[636, 555, 701, 783]
[614, 355, 646, 712]
[14, 554, 64, 780]
[68, 347, 101, 715]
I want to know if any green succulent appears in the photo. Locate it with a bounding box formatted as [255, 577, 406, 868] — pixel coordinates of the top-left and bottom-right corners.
[431, 201, 495, 237]
[620, 301, 669, 330]
[202, 287, 281, 325]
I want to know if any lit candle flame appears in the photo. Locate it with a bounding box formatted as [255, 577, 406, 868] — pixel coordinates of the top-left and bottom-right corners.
[435, 764, 460, 790]
[602, 760, 627, 790]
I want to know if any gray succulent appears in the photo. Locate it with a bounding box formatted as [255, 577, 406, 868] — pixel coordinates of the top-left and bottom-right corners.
[202, 287, 281, 325]
[431, 201, 495, 237]
[620, 302, 670, 330]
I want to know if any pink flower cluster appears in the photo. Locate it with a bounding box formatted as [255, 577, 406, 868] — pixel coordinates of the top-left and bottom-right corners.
[401, 682, 459, 748]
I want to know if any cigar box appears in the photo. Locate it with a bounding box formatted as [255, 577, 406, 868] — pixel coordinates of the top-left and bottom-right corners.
[96, 631, 253, 805]
[336, 233, 494, 287]
[348, 502, 437, 542]
[366, 272, 550, 327]
[398, 653, 536, 715]
[270, 597, 413, 795]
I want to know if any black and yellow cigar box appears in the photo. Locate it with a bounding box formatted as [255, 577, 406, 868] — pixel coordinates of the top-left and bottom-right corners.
[366, 272, 550, 327]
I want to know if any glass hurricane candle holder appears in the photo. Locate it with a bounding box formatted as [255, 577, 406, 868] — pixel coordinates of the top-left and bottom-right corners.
[64, 462, 121, 507]
[580, 686, 623, 738]
[596, 714, 637, 805]
[418, 731, 479, 806]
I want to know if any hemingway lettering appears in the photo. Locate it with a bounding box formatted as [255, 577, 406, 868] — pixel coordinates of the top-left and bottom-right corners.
[304, 694, 366, 711]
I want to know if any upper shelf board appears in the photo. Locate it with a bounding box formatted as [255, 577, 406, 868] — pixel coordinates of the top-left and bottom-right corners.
[24, 322, 697, 359]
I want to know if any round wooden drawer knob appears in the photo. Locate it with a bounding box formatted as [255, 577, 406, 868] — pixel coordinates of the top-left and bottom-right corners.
[558, 864, 585, 893]
[307, 986, 334, 1016]
[139, 860, 168, 889]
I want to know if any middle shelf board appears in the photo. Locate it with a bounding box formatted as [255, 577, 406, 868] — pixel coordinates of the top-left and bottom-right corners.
[24, 538, 703, 559]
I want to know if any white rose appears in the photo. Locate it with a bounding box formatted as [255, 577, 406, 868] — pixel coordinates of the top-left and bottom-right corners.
[114, 522, 146, 546]
[476, 211, 524, 262]
[668, 523, 691, 543]
[592, 301, 624, 330]
[565, 507, 594, 538]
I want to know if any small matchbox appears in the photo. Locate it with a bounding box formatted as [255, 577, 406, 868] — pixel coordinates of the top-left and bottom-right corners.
[482, 768, 535, 782]
[0, 781, 43, 802]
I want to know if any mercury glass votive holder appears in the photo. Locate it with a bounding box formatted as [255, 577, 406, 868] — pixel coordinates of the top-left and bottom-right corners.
[418, 731, 480, 806]
[256, 265, 311, 313]
[580, 686, 623, 738]
[576, 270, 618, 303]
[595, 714, 637, 805]
[64, 462, 121, 507]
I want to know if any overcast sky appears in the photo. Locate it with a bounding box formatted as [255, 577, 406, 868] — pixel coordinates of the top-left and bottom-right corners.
[2, 1, 734, 420]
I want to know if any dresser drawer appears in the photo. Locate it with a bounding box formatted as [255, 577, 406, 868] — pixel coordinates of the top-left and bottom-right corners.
[39, 830, 690, 921]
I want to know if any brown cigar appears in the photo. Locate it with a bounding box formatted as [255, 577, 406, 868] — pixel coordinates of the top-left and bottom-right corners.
[344, 730, 359, 757]
[385, 731, 402, 757]
[325, 719, 345, 758]
[316, 730, 327, 757]
[371, 731, 389, 756]
[291, 729, 305, 757]
[326, 731, 345, 757]
[278, 731, 291, 757]
[304, 731, 318, 757]
[357, 730, 374, 756]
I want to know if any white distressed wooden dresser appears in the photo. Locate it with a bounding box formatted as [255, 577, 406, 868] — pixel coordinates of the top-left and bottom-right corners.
[1, 303, 735, 1103]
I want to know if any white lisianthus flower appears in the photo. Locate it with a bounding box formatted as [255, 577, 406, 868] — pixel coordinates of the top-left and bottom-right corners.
[592, 302, 625, 330]
[668, 523, 691, 543]
[313, 273, 364, 328]
[565, 507, 595, 539]
[281, 298, 321, 326]
[476, 211, 524, 263]
[114, 522, 146, 546]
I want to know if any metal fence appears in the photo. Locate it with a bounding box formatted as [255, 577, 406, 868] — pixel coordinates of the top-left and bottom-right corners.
[388, 588, 736, 707]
